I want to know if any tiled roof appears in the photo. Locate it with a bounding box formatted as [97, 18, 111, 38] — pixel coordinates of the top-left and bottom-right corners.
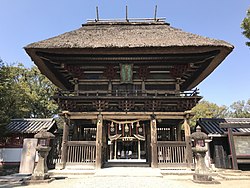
[197, 118, 250, 135]
[6, 118, 56, 134]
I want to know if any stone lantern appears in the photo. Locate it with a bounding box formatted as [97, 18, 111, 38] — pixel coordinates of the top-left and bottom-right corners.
[31, 127, 55, 181]
[191, 126, 215, 183]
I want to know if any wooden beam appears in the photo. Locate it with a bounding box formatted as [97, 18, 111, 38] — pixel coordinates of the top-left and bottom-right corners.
[67, 111, 189, 116]
[220, 123, 250, 129]
[66, 111, 187, 120]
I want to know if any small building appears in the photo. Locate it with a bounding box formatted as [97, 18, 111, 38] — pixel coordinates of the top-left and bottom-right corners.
[0, 118, 57, 166]
[197, 118, 250, 170]
[25, 18, 233, 169]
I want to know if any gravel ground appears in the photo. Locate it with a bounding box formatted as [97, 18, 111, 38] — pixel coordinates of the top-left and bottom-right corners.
[1, 176, 247, 188]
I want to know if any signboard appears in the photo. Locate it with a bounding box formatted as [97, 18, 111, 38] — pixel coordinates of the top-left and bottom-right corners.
[233, 136, 250, 155]
[120, 64, 133, 84]
[19, 138, 38, 174]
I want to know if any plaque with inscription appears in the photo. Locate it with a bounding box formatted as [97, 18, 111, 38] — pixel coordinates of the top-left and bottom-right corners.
[19, 138, 38, 174]
[233, 136, 250, 155]
[120, 64, 133, 84]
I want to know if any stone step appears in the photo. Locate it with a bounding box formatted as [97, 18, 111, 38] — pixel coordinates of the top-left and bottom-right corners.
[49, 169, 96, 177]
[103, 162, 149, 168]
[161, 169, 194, 175]
[94, 167, 163, 177]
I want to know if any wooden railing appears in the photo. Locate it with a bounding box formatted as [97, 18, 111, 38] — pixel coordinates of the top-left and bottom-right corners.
[157, 141, 187, 167]
[66, 141, 96, 164]
[56, 89, 199, 98]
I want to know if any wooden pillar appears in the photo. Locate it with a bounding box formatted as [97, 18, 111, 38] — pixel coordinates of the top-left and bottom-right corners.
[61, 118, 69, 169]
[102, 124, 107, 163]
[177, 124, 182, 141]
[114, 140, 117, 159]
[138, 140, 141, 159]
[150, 119, 158, 168]
[184, 114, 192, 168]
[175, 78, 181, 92]
[146, 125, 150, 163]
[73, 78, 79, 96]
[96, 114, 103, 169]
[110, 141, 113, 160]
[228, 128, 238, 170]
[170, 126, 175, 141]
[142, 80, 146, 96]
[108, 81, 112, 96]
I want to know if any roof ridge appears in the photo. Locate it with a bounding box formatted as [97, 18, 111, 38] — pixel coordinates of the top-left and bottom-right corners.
[11, 118, 54, 121]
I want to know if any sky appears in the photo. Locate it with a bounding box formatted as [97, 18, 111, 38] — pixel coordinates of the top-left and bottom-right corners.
[0, 0, 249, 106]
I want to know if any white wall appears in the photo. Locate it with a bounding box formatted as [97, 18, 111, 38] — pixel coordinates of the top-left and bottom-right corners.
[0, 148, 22, 163]
[0, 148, 39, 164]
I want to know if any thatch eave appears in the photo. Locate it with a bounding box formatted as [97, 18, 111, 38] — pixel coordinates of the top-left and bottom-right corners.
[25, 24, 233, 50]
[24, 23, 233, 90]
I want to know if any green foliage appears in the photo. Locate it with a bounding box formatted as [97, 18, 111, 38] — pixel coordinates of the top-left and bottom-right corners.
[229, 99, 250, 118]
[0, 60, 59, 135]
[190, 100, 229, 127]
[241, 8, 250, 46]
[190, 99, 250, 127]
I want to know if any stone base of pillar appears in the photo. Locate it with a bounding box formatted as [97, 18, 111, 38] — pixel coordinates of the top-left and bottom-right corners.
[23, 178, 55, 185]
[193, 174, 220, 184]
[31, 173, 50, 180]
[55, 163, 64, 170]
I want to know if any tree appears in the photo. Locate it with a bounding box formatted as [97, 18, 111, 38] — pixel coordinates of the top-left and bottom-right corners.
[241, 8, 250, 46]
[229, 99, 250, 118]
[190, 100, 229, 127]
[21, 66, 59, 118]
[0, 61, 59, 135]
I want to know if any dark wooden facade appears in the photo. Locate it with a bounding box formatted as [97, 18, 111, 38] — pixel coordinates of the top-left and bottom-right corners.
[197, 118, 250, 170]
[25, 19, 233, 169]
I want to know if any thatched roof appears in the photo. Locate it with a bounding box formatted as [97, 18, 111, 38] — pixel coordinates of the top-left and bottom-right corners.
[24, 22, 233, 90]
[26, 22, 233, 49]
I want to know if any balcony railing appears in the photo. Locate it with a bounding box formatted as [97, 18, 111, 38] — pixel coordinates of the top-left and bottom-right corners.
[55, 88, 199, 98]
[157, 141, 189, 168]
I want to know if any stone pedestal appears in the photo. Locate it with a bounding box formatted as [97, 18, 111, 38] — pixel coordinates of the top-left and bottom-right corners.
[193, 152, 212, 182]
[191, 126, 220, 184]
[31, 146, 51, 180]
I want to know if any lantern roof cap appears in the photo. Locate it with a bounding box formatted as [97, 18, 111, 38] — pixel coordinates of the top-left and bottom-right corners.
[34, 127, 55, 139]
[191, 125, 208, 140]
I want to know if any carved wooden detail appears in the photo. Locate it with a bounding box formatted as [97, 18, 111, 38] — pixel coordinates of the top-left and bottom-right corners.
[170, 64, 189, 78]
[103, 65, 116, 80]
[92, 100, 109, 112]
[65, 64, 84, 78]
[118, 100, 135, 112]
[138, 66, 149, 80]
[144, 100, 162, 111]
[177, 99, 196, 111]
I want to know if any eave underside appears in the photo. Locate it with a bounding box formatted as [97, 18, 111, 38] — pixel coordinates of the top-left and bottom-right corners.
[25, 46, 231, 91]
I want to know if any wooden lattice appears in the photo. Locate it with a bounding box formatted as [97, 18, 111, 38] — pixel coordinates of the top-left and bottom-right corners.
[138, 66, 149, 80]
[92, 100, 109, 112]
[170, 64, 189, 78]
[65, 64, 84, 78]
[118, 100, 135, 112]
[144, 100, 161, 111]
[103, 65, 116, 80]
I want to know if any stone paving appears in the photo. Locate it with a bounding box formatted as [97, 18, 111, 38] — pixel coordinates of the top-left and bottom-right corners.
[1, 176, 249, 188]
[1, 168, 250, 188]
